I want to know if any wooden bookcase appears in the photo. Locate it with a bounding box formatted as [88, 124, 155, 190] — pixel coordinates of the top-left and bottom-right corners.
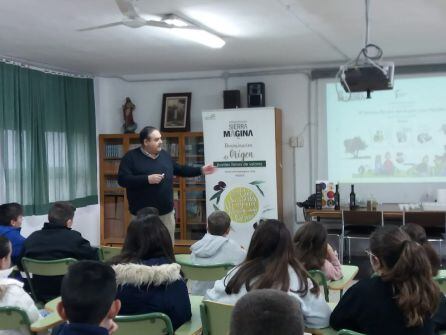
[99, 132, 207, 252]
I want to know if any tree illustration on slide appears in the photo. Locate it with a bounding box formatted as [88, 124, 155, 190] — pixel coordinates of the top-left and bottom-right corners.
[344, 137, 368, 158]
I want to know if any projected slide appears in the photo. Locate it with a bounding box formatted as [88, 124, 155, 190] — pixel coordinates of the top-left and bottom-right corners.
[326, 76, 446, 183]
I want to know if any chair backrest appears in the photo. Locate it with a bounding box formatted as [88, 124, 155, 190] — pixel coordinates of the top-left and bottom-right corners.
[403, 211, 446, 229]
[308, 269, 329, 302]
[200, 300, 234, 335]
[342, 210, 383, 228]
[338, 330, 365, 335]
[434, 270, 446, 294]
[21, 257, 77, 276]
[175, 254, 234, 281]
[0, 307, 31, 331]
[99, 246, 122, 262]
[21, 257, 77, 302]
[114, 313, 173, 335]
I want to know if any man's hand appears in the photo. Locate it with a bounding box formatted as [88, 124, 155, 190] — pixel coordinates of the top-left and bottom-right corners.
[148, 173, 165, 184]
[201, 164, 217, 175]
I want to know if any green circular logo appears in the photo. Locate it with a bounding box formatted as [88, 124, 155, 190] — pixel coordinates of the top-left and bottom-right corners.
[224, 187, 259, 223]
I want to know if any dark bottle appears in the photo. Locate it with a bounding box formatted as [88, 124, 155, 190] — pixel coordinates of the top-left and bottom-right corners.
[349, 184, 356, 210]
[315, 183, 323, 210]
[334, 184, 340, 210]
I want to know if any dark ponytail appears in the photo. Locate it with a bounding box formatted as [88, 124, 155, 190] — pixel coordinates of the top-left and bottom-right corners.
[371, 226, 440, 327]
[402, 223, 441, 276]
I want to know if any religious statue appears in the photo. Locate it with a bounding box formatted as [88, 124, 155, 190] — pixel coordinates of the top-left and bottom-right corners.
[122, 97, 137, 133]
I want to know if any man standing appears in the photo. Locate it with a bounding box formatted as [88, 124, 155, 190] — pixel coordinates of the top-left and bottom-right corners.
[118, 126, 215, 241]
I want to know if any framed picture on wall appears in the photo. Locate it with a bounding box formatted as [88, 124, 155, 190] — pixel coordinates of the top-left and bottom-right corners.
[161, 92, 191, 132]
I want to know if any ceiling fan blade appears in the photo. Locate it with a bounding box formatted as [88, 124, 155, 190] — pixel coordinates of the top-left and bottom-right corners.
[77, 22, 123, 32]
[115, 0, 140, 19]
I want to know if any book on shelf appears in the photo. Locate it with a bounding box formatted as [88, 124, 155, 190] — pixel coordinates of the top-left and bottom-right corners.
[104, 144, 123, 159]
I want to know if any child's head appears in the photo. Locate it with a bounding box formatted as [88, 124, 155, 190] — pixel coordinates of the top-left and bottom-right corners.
[0, 236, 11, 270]
[0, 203, 24, 227]
[207, 211, 231, 236]
[293, 222, 328, 270]
[401, 223, 440, 275]
[48, 202, 76, 227]
[226, 219, 318, 297]
[112, 215, 174, 264]
[369, 226, 440, 327]
[57, 261, 120, 326]
[136, 206, 159, 219]
[230, 289, 304, 335]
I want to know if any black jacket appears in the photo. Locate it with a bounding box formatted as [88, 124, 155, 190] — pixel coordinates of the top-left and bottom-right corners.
[20, 222, 98, 302]
[118, 148, 201, 215]
[330, 276, 446, 335]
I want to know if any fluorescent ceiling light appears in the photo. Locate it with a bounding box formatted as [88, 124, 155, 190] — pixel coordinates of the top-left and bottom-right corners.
[161, 14, 225, 48]
[163, 15, 189, 27]
[172, 28, 226, 48]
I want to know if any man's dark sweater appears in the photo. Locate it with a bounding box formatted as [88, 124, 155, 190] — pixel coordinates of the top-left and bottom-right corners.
[118, 148, 202, 215]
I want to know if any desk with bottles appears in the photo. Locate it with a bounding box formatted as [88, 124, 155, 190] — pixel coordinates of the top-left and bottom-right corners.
[304, 204, 404, 222]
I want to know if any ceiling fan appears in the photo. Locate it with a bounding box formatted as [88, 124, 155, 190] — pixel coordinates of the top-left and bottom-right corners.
[78, 0, 198, 31]
[78, 0, 225, 48]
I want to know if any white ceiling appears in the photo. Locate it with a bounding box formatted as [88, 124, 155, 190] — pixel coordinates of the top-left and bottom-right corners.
[1, 0, 446, 76]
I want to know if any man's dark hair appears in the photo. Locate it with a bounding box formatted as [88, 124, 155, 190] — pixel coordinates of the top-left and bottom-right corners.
[61, 261, 117, 325]
[48, 202, 76, 226]
[207, 211, 231, 236]
[139, 126, 159, 144]
[0, 203, 23, 226]
[230, 289, 304, 335]
[136, 206, 159, 219]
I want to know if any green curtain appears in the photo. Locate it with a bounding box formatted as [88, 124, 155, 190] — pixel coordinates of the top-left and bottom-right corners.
[0, 62, 97, 215]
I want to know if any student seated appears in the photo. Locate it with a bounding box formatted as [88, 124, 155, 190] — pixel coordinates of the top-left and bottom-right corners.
[0, 236, 41, 335]
[110, 215, 191, 330]
[402, 223, 441, 276]
[293, 222, 342, 281]
[54, 261, 121, 335]
[20, 202, 98, 302]
[190, 210, 246, 295]
[330, 226, 446, 335]
[0, 203, 25, 266]
[230, 288, 304, 335]
[205, 219, 331, 329]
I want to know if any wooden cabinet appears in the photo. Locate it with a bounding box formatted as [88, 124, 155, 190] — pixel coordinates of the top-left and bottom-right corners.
[99, 132, 207, 250]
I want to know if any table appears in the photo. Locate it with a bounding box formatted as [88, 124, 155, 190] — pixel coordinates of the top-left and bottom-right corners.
[305, 204, 403, 221]
[329, 265, 359, 292]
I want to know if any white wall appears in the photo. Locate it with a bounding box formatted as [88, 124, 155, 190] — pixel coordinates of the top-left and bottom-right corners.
[93, 70, 313, 235]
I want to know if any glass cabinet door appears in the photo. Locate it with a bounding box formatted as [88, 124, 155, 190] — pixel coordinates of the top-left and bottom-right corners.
[102, 138, 125, 242]
[185, 135, 206, 240]
[162, 135, 182, 239]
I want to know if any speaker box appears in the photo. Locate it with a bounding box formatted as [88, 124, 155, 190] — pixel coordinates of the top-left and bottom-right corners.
[223, 90, 241, 109]
[247, 82, 265, 107]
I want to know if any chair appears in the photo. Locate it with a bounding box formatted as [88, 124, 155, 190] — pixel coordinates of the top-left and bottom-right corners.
[308, 269, 330, 302]
[403, 211, 446, 258]
[175, 254, 234, 281]
[114, 313, 174, 335]
[342, 211, 383, 263]
[434, 270, 446, 294]
[338, 330, 365, 335]
[99, 246, 122, 262]
[21, 257, 77, 302]
[0, 306, 34, 334]
[200, 300, 234, 335]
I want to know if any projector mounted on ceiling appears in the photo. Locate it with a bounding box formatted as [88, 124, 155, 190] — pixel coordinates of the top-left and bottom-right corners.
[337, 0, 394, 99]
